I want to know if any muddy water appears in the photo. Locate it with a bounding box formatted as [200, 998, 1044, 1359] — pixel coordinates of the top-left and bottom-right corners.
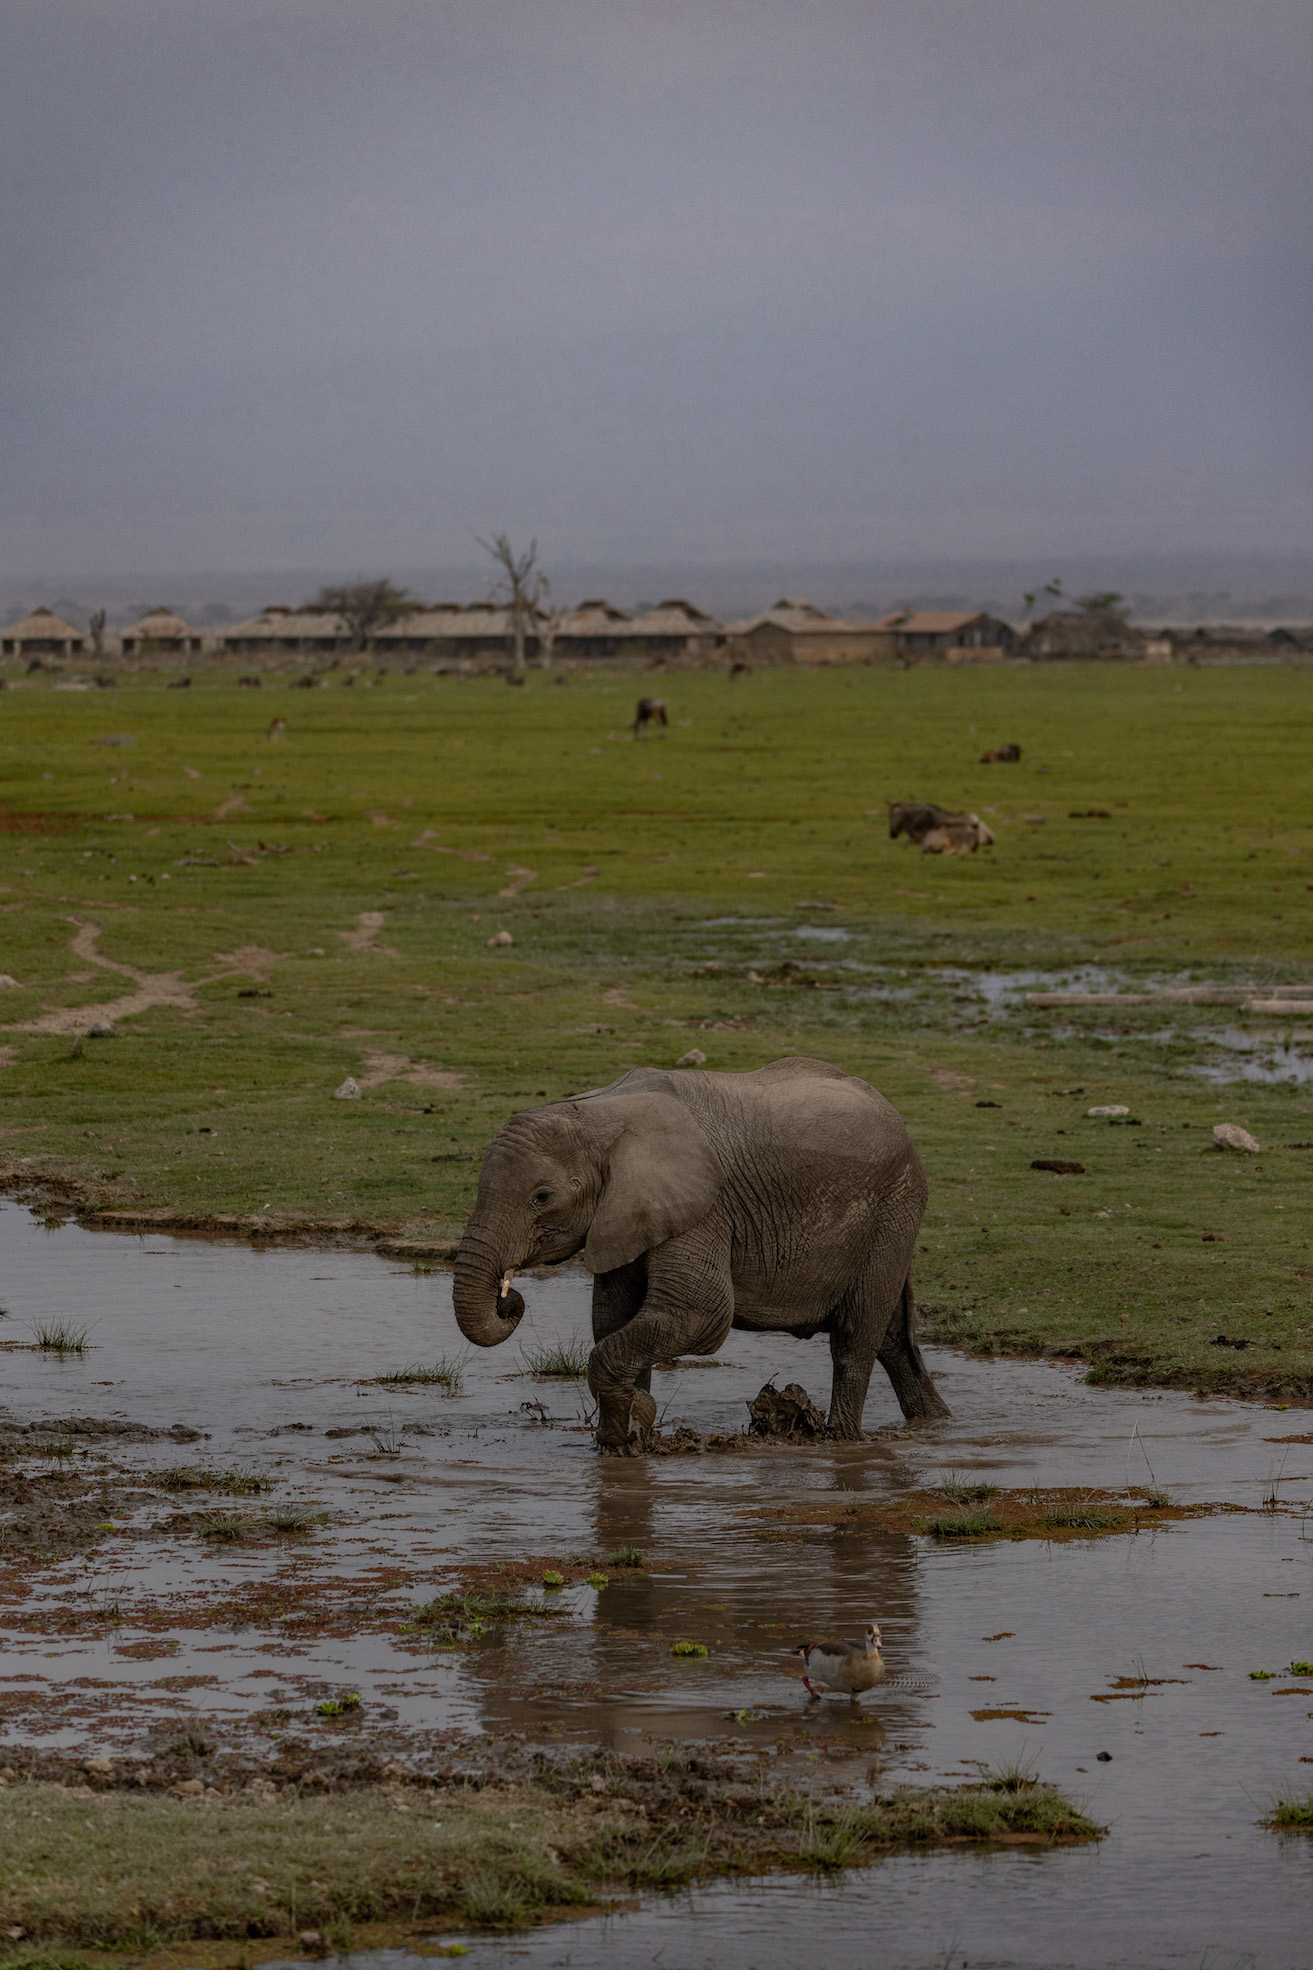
[2, 1200, 1312, 1967]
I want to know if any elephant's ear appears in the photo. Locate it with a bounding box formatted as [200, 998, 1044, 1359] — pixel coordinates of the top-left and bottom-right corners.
[581, 1092, 722, 1274]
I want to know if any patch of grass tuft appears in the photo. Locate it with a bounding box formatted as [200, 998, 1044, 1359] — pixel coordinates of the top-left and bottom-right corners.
[1266, 1790, 1313, 1831]
[607, 1545, 645, 1567]
[374, 1355, 466, 1394]
[153, 1465, 271, 1495]
[29, 1321, 89, 1355]
[411, 1587, 553, 1644]
[316, 1692, 362, 1717]
[519, 1336, 591, 1379]
[1038, 1499, 1128, 1532]
[195, 1511, 257, 1543]
[919, 1508, 999, 1538]
[939, 1469, 1000, 1504]
[264, 1505, 321, 1534]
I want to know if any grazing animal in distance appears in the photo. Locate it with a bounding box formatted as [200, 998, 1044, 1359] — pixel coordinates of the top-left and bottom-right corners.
[633, 696, 668, 735]
[888, 801, 994, 854]
[980, 742, 1021, 764]
[266, 716, 286, 740]
[796, 1624, 886, 1700]
[238, 674, 262, 689]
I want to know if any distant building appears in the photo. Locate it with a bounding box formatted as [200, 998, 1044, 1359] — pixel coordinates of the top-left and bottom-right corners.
[1, 606, 87, 658]
[620, 599, 726, 662]
[727, 598, 894, 665]
[120, 607, 203, 656]
[374, 605, 514, 659]
[554, 600, 634, 660]
[875, 609, 1016, 661]
[221, 606, 349, 654]
[1024, 610, 1144, 660]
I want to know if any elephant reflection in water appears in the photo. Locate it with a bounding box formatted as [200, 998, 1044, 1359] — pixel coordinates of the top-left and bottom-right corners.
[470, 1459, 924, 1746]
[452, 1058, 949, 1454]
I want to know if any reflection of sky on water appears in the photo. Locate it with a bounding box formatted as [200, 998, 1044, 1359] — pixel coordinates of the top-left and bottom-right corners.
[5, 1206, 1313, 1967]
[1190, 1025, 1313, 1085]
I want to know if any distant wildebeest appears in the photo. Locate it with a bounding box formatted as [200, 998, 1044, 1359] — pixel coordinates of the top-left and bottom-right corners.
[238, 674, 263, 689]
[980, 742, 1021, 764]
[729, 659, 751, 678]
[633, 696, 668, 735]
[888, 800, 994, 855]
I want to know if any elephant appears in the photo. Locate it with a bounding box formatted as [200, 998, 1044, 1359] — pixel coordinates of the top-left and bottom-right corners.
[451, 1056, 950, 1451]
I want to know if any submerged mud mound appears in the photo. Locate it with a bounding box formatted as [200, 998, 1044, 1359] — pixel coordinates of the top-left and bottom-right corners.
[747, 1380, 828, 1440]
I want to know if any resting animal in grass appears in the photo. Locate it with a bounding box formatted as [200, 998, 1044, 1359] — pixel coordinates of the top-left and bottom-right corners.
[795, 1624, 886, 1700]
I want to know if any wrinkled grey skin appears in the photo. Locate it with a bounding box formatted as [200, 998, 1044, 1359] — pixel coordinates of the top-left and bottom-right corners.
[452, 1057, 949, 1452]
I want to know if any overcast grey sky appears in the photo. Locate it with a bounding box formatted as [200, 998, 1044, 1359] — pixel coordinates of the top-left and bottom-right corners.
[2, 0, 1309, 578]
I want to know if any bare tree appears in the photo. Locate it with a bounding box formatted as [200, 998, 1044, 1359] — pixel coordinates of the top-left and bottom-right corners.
[314, 579, 413, 653]
[477, 533, 547, 675]
[533, 583, 564, 670]
[88, 609, 107, 661]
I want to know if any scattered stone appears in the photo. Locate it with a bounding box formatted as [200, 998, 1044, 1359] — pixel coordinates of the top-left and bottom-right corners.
[333, 1077, 362, 1100]
[1031, 1159, 1085, 1176]
[487, 929, 514, 947]
[747, 1380, 827, 1440]
[1087, 1105, 1129, 1119]
[0, 975, 17, 988]
[1213, 1123, 1260, 1153]
[676, 1048, 707, 1067]
[1096, 1751, 1112, 1762]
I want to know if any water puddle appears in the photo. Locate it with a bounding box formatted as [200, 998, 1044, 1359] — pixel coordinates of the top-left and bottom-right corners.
[2, 1200, 1312, 1965]
[1191, 1026, 1313, 1085]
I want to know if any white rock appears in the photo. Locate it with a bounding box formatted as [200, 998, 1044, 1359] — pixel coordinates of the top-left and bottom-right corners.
[1213, 1122, 1260, 1153]
[0, 975, 17, 988]
[333, 1077, 362, 1100]
[676, 1048, 707, 1068]
[1087, 1104, 1129, 1118]
[487, 929, 514, 947]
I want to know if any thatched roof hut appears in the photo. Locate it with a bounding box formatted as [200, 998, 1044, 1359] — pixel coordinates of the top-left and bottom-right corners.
[621, 599, 725, 660]
[727, 598, 893, 665]
[374, 605, 511, 655]
[120, 607, 203, 655]
[554, 600, 632, 659]
[874, 609, 1016, 661]
[1, 607, 86, 657]
[221, 606, 350, 653]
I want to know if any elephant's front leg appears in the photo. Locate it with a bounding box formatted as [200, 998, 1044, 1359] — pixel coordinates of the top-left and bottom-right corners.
[588, 1233, 732, 1453]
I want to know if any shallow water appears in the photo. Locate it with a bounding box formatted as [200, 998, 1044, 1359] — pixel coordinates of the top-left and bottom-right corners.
[2, 1200, 1312, 1967]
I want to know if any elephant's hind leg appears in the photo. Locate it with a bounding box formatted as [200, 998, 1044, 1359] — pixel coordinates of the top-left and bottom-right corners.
[877, 1277, 951, 1421]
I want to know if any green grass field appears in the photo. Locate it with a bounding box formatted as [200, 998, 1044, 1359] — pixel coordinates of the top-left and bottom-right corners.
[2, 656, 1311, 1398]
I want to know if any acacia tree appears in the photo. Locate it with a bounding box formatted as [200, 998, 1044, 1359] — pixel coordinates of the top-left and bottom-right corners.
[477, 533, 547, 674]
[314, 579, 413, 652]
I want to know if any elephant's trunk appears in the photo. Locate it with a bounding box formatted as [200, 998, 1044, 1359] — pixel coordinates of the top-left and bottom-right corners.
[452, 1224, 526, 1348]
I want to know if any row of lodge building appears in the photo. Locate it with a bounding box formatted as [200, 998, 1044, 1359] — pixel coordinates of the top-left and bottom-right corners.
[0, 597, 1029, 665]
[5, 598, 1305, 670]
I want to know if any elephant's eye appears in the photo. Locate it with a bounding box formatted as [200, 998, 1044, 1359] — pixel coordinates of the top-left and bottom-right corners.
[532, 1188, 552, 1206]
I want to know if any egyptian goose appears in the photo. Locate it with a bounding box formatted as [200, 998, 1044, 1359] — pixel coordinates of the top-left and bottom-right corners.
[795, 1623, 885, 1700]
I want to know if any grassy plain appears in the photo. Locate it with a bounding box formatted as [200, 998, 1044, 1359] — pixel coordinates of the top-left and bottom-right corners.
[1, 656, 1312, 1396]
[0, 1770, 1099, 1958]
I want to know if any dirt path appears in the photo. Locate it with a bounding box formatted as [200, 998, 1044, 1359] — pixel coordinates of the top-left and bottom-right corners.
[3, 923, 283, 1037]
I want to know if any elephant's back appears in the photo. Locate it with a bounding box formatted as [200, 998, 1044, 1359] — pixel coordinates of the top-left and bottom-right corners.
[703, 1058, 915, 1168]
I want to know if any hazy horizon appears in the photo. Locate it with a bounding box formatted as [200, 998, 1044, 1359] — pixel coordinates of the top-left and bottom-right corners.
[3, 2, 1309, 577]
[7, 550, 1313, 632]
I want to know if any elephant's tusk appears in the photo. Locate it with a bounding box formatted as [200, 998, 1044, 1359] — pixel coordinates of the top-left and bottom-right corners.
[500, 1270, 514, 1297]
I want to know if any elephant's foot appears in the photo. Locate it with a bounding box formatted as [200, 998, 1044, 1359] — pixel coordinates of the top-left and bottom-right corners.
[596, 1388, 657, 1455]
